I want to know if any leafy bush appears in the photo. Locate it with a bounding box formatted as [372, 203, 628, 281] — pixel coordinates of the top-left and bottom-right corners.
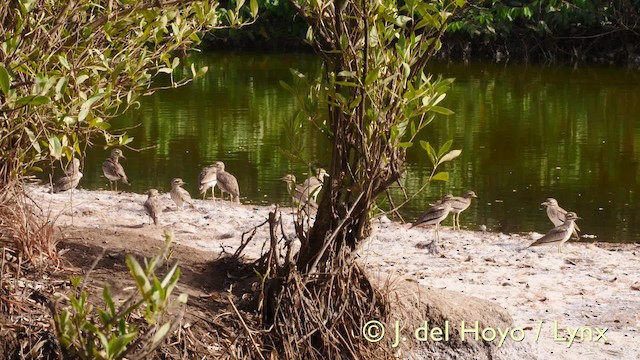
[53, 232, 187, 359]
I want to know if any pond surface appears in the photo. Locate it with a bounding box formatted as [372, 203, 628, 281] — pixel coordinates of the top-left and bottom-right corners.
[79, 52, 640, 243]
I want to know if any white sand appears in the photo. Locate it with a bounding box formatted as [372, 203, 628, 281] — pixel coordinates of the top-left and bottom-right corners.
[30, 186, 640, 359]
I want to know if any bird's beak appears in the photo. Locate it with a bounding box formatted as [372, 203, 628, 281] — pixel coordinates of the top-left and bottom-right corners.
[541, 201, 548, 206]
[576, 216, 582, 220]
[473, 194, 478, 198]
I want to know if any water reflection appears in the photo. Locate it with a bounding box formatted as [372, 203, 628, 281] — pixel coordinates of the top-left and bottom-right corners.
[80, 54, 640, 243]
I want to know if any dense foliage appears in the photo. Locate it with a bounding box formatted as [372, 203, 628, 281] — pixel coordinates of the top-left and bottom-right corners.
[207, 0, 640, 65]
[446, 0, 640, 63]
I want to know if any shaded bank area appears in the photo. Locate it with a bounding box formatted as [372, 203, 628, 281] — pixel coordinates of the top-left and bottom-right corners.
[204, 0, 640, 66]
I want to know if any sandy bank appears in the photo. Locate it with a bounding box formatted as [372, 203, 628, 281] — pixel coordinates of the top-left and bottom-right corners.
[29, 186, 640, 359]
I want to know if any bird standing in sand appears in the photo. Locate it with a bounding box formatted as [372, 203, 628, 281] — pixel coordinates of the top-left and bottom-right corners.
[213, 161, 240, 203]
[529, 211, 580, 253]
[144, 189, 161, 225]
[281, 174, 318, 212]
[52, 158, 83, 193]
[541, 198, 581, 239]
[411, 195, 453, 253]
[170, 178, 194, 210]
[102, 149, 129, 191]
[198, 164, 218, 200]
[449, 190, 478, 230]
[302, 167, 329, 202]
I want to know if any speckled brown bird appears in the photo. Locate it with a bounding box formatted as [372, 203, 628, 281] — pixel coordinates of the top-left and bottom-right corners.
[52, 158, 83, 193]
[144, 189, 161, 225]
[170, 178, 194, 210]
[102, 149, 129, 191]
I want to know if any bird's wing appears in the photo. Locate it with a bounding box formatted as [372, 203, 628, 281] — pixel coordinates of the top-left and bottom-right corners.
[179, 187, 193, 202]
[216, 172, 240, 193]
[413, 204, 449, 227]
[199, 167, 216, 185]
[529, 225, 567, 246]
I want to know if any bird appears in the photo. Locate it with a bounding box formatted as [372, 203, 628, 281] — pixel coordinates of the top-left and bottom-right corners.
[198, 164, 218, 200]
[529, 212, 581, 253]
[541, 198, 581, 239]
[301, 167, 329, 202]
[449, 190, 478, 230]
[102, 149, 129, 191]
[411, 195, 453, 253]
[213, 161, 240, 203]
[143, 189, 161, 225]
[281, 174, 318, 212]
[170, 178, 194, 210]
[52, 158, 83, 193]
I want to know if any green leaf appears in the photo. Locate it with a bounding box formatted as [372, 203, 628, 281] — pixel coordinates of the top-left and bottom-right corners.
[250, 0, 258, 17]
[432, 171, 449, 182]
[151, 322, 172, 347]
[58, 55, 71, 70]
[160, 263, 179, 288]
[126, 255, 152, 294]
[437, 140, 453, 158]
[365, 69, 379, 86]
[0, 65, 10, 95]
[103, 286, 116, 316]
[396, 142, 413, 148]
[420, 140, 437, 166]
[337, 70, 357, 78]
[430, 106, 454, 115]
[108, 332, 138, 357]
[25, 128, 41, 154]
[78, 94, 105, 122]
[48, 136, 62, 160]
[438, 149, 462, 164]
[16, 95, 50, 106]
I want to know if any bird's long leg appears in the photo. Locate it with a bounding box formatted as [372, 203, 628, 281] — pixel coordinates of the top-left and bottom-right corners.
[115, 181, 118, 192]
[457, 214, 461, 230]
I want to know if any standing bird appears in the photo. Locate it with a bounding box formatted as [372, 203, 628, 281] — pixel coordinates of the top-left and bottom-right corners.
[541, 198, 581, 239]
[170, 178, 194, 210]
[449, 190, 478, 230]
[198, 164, 218, 200]
[302, 167, 329, 202]
[143, 189, 161, 225]
[529, 212, 581, 253]
[213, 161, 240, 203]
[281, 174, 318, 212]
[411, 195, 453, 253]
[102, 149, 129, 191]
[52, 158, 83, 193]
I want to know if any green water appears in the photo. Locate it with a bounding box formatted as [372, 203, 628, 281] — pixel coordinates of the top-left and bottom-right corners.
[79, 52, 640, 243]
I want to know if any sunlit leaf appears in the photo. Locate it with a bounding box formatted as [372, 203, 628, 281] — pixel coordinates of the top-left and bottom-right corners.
[48, 136, 62, 160]
[78, 94, 105, 122]
[438, 149, 462, 164]
[151, 322, 172, 347]
[432, 171, 449, 182]
[250, 0, 258, 17]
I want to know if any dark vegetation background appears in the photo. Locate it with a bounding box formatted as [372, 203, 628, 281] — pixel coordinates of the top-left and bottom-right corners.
[206, 0, 640, 66]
